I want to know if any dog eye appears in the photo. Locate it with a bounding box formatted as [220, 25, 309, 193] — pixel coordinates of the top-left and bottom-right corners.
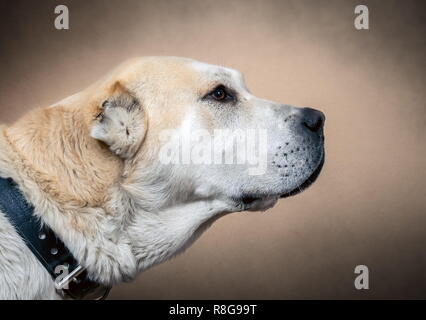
[207, 85, 233, 102]
[212, 86, 226, 100]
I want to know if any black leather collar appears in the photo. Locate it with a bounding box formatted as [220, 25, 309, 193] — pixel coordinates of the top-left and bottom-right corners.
[0, 176, 111, 299]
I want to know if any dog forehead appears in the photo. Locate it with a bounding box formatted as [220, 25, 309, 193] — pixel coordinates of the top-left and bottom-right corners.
[190, 60, 244, 84]
[106, 57, 197, 88]
[106, 57, 245, 92]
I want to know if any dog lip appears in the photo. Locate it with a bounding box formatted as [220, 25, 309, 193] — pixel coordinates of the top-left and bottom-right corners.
[238, 194, 274, 206]
[279, 153, 325, 199]
[236, 154, 324, 204]
[241, 195, 259, 205]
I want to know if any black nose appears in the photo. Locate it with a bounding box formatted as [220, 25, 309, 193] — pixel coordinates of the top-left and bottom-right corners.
[301, 108, 325, 133]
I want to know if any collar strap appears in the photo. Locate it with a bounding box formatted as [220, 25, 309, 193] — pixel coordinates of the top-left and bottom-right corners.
[0, 177, 111, 299]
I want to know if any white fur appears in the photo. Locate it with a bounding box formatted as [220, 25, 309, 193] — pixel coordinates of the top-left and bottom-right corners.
[0, 57, 324, 299]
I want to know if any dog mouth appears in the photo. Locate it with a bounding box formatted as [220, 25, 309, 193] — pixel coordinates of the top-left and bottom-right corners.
[279, 153, 324, 198]
[239, 153, 325, 206]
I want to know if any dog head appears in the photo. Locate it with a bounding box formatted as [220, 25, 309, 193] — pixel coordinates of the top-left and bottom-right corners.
[90, 57, 325, 213]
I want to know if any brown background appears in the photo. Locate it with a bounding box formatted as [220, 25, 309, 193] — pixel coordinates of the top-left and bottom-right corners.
[0, 0, 425, 299]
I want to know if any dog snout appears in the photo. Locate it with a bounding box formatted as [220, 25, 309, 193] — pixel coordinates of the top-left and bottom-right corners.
[301, 108, 325, 133]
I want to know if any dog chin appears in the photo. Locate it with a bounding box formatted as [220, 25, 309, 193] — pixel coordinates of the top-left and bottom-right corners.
[280, 153, 325, 199]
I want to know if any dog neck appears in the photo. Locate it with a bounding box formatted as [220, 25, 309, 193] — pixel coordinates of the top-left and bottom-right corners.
[1, 106, 230, 286]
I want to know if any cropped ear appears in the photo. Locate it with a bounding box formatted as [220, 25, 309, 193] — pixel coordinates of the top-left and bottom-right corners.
[90, 82, 146, 159]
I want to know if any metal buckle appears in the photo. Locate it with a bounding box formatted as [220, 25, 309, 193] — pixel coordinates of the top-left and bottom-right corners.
[55, 265, 111, 300]
[55, 265, 85, 291]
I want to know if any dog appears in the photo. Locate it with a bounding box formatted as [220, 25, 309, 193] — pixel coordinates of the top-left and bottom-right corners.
[0, 57, 325, 299]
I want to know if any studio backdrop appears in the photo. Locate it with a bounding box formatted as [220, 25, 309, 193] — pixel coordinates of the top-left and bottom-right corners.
[0, 0, 425, 299]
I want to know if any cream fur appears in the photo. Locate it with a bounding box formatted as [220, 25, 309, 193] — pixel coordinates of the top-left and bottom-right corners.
[0, 56, 324, 299]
